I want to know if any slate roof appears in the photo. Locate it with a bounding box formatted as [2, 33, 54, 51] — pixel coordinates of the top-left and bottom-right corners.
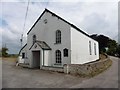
[29, 40, 51, 50]
[19, 43, 27, 55]
[27, 8, 90, 38]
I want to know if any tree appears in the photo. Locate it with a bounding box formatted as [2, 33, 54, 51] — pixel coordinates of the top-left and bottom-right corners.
[107, 39, 117, 55]
[90, 34, 110, 53]
[0, 49, 1, 57]
[1, 47, 8, 57]
[90, 34, 118, 56]
[116, 44, 120, 57]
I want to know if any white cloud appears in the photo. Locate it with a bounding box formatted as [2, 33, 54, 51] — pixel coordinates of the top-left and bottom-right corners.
[1, 1, 118, 53]
[1, 0, 119, 3]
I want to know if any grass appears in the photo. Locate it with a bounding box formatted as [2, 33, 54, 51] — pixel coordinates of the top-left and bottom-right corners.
[99, 54, 108, 60]
[88, 59, 112, 77]
[2, 57, 17, 62]
[71, 54, 112, 78]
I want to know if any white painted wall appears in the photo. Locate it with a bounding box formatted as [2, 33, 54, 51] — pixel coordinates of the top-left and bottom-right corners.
[27, 11, 71, 67]
[20, 44, 27, 57]
[71, 27, 99, 64]
[21, 10, 99, 68]
[44, 50, 52, 66]
[19, 44, 29, 63]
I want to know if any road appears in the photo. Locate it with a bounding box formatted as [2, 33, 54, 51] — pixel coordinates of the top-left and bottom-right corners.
[2, 56, 119, 88]
[2, 59, 85, 88]
[71, 56, 119, 88]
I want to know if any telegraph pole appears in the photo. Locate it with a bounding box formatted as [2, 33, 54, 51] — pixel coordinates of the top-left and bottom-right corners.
[20, 34, 23, 48]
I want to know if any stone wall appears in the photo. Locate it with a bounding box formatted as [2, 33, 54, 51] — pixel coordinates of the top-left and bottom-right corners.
[41, 66, 64, 73]
[63, 57, 112, 77]
[41, 57, 112, 77]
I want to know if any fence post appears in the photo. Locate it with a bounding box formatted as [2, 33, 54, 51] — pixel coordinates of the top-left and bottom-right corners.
[66, 64, 69, 74]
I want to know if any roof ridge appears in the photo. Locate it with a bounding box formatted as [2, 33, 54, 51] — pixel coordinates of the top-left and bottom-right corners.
[26, 9, 98, 41]
[43, 9, 90, 37]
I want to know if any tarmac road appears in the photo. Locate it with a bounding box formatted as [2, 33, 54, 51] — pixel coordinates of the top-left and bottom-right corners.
[71, 56, 119, 88]
[2, 59, 85, 88]
[2, 56, 119, 88]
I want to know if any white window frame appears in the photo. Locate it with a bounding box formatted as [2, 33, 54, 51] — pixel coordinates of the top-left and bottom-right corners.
[63, 48, 68, 57]
[94, 43, 96, 55]
[56, 30, 61, 44]
[89, 41, 92, 55]
[55, 50, 62, 64]
[33, 35, 36, 44]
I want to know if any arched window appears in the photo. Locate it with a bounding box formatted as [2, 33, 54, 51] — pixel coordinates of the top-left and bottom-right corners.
[56, 30, 61, 44]
[33, 35, 36, 44]
[89, 41, 92, 55]
[63, 48, 68, 57]
[22, 52, 25, 59]
[94, 43, 96, 55]
[55, 50, 62, 64]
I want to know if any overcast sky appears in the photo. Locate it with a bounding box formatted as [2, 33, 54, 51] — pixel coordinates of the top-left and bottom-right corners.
[0, 0, 119, 54]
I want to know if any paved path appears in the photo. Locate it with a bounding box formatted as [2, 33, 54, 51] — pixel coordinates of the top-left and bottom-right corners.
[71, 56, 119, 88]
[2, 56, 119, 88]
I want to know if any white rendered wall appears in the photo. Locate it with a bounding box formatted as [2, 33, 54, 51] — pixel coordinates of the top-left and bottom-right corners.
[20, 44, 27, 57]
[20, 44, 29, 63]
[44, 50, 52, 66]
[27, 11, 71, 67]
[71, 27, 99, 64]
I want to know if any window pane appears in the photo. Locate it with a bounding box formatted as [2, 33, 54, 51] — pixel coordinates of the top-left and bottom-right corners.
[33, 35, 36, 44]
[55, 50, 62, 64]
[64, 48, 68, 57]
[22, 53, 25, 58]
[94, 43, 96, 55]
[56, 30, 61, 44]
[89, 41, 92, 55]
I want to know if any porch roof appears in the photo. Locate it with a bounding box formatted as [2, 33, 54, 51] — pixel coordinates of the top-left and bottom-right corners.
[29, 40, 51, 50]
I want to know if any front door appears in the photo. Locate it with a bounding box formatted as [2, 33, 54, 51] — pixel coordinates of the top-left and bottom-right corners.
[32, 51, 40, 68]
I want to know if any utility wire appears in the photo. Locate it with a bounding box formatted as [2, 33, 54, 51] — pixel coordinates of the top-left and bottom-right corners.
[21, 0, 30, 47]
[22, 0, 30, 36]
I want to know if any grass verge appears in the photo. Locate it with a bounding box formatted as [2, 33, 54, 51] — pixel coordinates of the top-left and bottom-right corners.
[88, 59, 112, 77]
[2, 57, 17, 62]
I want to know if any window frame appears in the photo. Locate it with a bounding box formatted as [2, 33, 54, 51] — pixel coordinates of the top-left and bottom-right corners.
[94, 43, 96, 55]
[33, 35, 36, 44]
[55, 30, 61, 44]
[63, 48, 68, 57]
[22, 52, 25, 59]
[89, 41, 92, 55]
[55, 50, 62, 64]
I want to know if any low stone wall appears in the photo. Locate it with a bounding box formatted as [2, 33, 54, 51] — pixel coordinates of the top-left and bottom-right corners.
[42, 66, 64, 73]
[64, 57, 112, 77]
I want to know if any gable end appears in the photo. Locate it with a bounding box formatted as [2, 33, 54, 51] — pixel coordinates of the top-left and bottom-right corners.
[27, 8, 97, 42]
[27, 9, 46, 35]
[19, 44, 27, 55]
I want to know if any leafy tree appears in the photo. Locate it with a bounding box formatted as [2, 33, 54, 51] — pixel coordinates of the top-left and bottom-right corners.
[0, 49, 1, 57]
[116, 44, 120, 57]
[90, 34, 118, 56]
[107, 39, 117, 55]
[1, 47, 8, 57]
[90, 34, 98, 40]
[90, 34, 110, 53]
